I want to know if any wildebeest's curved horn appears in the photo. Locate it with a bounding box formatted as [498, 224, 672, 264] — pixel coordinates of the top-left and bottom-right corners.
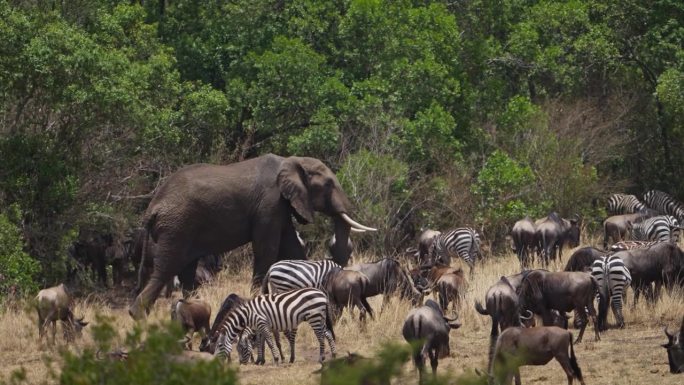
[520, 310, 534, 320]
[664, 326, 673, 338]
[96, 349, 103, 360]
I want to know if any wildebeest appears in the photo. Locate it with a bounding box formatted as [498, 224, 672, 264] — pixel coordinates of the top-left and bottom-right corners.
[325, 269, 374, 323]
[603, 212, 650, 249]
[511, 217, 536, 268]
[564, 247, 606, 272]
[613, 242, 684, 304]
[416, 229, 441, 264]
[402, 299, 461, 381]
[517, 270, 599, 343]
[662, 316, 684, 374]
[35, 284, 88, 345]
[490, 326, 586, 385]
[171, 298, 211, 350]
[346, 258, 425, 309]
[535, 213, 580, 266]
[435, 268, 466, 314]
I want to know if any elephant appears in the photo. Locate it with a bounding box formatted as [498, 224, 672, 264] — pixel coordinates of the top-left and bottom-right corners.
[68, 231, 127, 288]
[129, 154, 375, 319]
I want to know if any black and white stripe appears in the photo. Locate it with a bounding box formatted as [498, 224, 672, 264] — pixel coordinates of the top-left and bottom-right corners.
[432, 227, 481, 274]
[261, 260, 341, 294]
[214, 288, 336, 364]
[606, 193, 646, 215]
[609, 240, 661, 252]
[590, 255, 632, 329]
[237, 327, 256, 364]
[643, 190, 684, 222]
[631, 215, 680, 243]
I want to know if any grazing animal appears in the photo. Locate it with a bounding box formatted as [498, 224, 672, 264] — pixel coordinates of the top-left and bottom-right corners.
[609, 240, 660, 252]
[199, 293, 255, 363]
[511, 217, 536, 268]
[325, 269, 374, 322]
[517, 270, 600, 343]
[170, 299, 211, 350]
[402, 299, 461, 380]
[613, 242, 684, 304]
[590, 256, 632, 330]
[35, 284, 88, 345]
[315, 352, 387, 385]
[602, 212, 651, 248]
[430, 227, 481, 275]
[435, 268, 466, 314]
[631, 215, 681, 243]
[607, 193, 646, 215]
[416, 229, 441, 264]
[261, 260, 341, 294]
[564, 247, 606, 272]
[347, 258, 425, 308]
[475, 273, 535, 370]
[212, 288, 336, 364]
[490, 326, 586, 385]
[662, 316, 684, 374]
[643, 190, 684, 222]
[535, 213, 580, 266]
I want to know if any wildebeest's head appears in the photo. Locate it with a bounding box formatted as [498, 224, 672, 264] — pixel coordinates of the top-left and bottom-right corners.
[517, 270, 546, 314]
[662, 316, 684, 373]
[566, 217, 581, 248]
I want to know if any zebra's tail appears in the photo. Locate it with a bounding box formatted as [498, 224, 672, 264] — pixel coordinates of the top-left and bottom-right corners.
[260, 272, 270, 294]
[325, 304, 336, 341]
[568, 332, 584, 382]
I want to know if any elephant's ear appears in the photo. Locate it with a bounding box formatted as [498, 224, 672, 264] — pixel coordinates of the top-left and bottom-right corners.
[277, 159, 314, 224]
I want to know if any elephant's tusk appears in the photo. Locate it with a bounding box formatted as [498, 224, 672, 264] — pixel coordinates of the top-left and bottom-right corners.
[341, 213, 377, 232]
[350, 228, 366, 233]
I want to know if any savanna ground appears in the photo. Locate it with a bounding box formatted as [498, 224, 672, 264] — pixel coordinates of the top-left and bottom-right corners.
[1, 234, 682, 385]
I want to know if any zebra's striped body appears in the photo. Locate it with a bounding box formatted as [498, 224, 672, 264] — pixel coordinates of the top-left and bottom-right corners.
[631, 215, 680, 243]
[237, 327, 256, 364]
[432, 228, 481, 275]
[215, 288, 336, 364]
[643, 190, 684, 222]
[261, 260, 341, 294]
[590, 255, 632, 330]
[609, 240, 661, 252]
[607, 193, 646, 215]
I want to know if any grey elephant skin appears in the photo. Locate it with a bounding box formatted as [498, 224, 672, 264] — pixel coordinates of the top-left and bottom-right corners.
[130, 154, 374, 319]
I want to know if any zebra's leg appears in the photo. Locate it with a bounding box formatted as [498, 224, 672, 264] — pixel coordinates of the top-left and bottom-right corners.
[611, 294, 626, 329]
[272, 330, 285, 361]
[254, 333, 266, 365]
[324, 327, 337, 359]
[258, 326, 280, 365]
[284, 330, 297, 364]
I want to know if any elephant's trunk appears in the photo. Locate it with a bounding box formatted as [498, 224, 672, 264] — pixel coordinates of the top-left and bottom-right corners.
[331, 217, 352, 266]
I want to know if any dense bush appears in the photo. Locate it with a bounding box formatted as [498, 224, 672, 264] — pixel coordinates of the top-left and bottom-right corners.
[0, 206, 40, 298]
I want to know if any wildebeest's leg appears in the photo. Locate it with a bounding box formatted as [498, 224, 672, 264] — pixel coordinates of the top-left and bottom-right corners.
[51, 320, 57, 345]
[514, 368, 521, 385]
[587, 298, 600, 342]
[284, 330, 297, 363]
[428, 346, 438, 375]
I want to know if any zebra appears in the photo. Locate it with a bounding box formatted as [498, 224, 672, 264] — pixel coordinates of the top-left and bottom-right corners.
[643, 190, 684, 222]
[631, 215, 681, 243]
[431, 227, 481, 275]
[237, 327, 256, 364]
[261, 259, 341, 294]
[213, 288, 336, 364]
[590, 255, 632, 331]
[609, 240, 661, 252]
[606, 193, 646, 215]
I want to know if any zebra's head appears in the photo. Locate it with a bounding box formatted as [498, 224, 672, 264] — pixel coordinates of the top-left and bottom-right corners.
[206, 309, 247, 359]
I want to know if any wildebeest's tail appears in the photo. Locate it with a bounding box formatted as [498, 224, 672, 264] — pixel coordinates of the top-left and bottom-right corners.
[568, 331, 584, 381]
[475, 300, 489, 315]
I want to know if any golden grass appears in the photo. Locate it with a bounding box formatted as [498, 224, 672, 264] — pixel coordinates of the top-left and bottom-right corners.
[1, 244, 683, 385]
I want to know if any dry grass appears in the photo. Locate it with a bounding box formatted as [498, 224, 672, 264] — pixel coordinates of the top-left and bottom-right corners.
[1, 245, 683, 385]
